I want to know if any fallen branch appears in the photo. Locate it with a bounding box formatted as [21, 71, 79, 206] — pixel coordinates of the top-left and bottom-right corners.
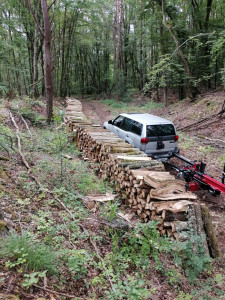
[178, 107, 225, 132]
[9, 111, 30, 170]
[195, 136, 225, 144]
[89, 237, 116, 293]
[33, 284, 81, 299]
[3, 276, 14, 300]
[20, 115, 33, 140]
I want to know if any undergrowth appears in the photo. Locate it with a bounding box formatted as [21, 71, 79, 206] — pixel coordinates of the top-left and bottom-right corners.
[0, 233, 60, 275]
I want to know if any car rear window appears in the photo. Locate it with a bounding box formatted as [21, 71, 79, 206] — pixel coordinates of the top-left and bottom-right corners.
[146, 124, 175, 137]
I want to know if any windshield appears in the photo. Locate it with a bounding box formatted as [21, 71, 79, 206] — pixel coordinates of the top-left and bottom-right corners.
[146, 124, 175, 137]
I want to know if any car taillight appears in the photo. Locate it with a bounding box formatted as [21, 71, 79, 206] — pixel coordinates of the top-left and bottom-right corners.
[141, 137, 149, 144]
[174, 135, 179, 142]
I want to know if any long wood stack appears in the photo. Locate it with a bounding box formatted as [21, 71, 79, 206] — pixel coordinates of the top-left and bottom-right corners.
[64, 98, 210, 247]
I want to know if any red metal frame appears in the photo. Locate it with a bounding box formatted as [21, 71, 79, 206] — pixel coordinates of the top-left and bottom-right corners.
[195, 174, 225, 194]
[183, 162, 225, 194]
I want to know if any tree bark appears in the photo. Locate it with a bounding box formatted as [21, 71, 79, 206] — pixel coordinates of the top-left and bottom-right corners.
[60, 6, 67, 97]
[113, 1, 118, 99]
[32, 0, 39, 98]
[118, 0, 123, 70]
[41, 0, 53, 123]
[139, 0, 144, 90]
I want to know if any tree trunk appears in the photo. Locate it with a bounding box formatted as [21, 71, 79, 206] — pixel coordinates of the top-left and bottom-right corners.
[118, 0, 123, 70]
[60, 6, 67, 97]
[113, 1, 118, 100]
[32, 0, 39, 98]
[139, 0, 144, 90]
[160, 25, 167, 106]
[41, 0, 53, 123]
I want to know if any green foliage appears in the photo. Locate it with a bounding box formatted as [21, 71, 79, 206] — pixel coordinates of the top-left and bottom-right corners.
[218, 154, 225, 168]
[0, 124, 15, 155]
[105, 275, 153, 300]
[198, 145, 215, 158]
[175, 291, 192, 300]
[32, 210, 54, 233]
[67, 249, 92, 279]
[0, 233, 60, 275]
[102, 98, 163, 117]
[22, 270, 47, 288]
[117, 71, 132, 102]
[165, 266, 182, 286]
[13, 106, 46, 126]
[102, 98, 129, 110]
[178, 133, 195, 150]
[72, 161, 108, 194]
[147, 54, 186, 90]
[0, 85, 9, 96]
[211, 30, 225, 63]
[173, 235, 212, 282]
[140, 101, 164, 111]
[92, 222, 172, 299]
[190, 273, 225, 299]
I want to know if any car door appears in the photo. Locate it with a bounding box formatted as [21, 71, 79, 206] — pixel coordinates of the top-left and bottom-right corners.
[129, 121, 143, 148]
[119, 117, 133, 141]
[111, 115, 125, 136]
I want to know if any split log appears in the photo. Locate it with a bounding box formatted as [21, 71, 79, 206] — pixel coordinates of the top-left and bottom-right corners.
[147, 200, 193, 213]
[86, 193, 116, 202]
[150, 188, 197, 201]
[144, 172, 175, 188]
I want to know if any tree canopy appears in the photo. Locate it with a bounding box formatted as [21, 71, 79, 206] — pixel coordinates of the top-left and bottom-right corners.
[0, 0, 224, 105]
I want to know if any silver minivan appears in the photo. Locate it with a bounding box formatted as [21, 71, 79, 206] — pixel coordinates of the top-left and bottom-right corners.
[103, 113, 179, 158]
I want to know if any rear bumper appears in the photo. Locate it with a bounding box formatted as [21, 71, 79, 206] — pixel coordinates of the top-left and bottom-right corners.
[148, 148, 179, 159]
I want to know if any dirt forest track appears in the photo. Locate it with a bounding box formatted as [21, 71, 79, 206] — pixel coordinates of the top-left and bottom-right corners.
[78, 96, 225, 264]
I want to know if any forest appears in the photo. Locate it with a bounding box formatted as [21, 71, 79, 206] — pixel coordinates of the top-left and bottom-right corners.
[1, 0, 225, 105]
[0, 0, 225, 299]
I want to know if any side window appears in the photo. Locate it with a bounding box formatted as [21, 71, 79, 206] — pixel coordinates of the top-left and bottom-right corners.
[130, 121, 143, 136]
[120, 117, 133, 131]
[113, 115, 124, 128]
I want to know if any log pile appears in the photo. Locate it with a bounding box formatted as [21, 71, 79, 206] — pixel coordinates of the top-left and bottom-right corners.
[64, 98, 214, 250]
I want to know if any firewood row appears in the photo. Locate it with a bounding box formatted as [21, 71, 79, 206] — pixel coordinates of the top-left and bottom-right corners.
[64, 98, 210, 249]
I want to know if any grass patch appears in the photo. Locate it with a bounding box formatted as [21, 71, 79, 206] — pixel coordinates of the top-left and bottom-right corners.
[198, 145, 215, 158]
[178, 132, 196, 150]
[0, 233, 60, 275]
[101, 98, 164, 118]
[218, 154, 225, 168]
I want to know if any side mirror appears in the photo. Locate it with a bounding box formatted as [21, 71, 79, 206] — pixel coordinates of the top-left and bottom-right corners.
[108, 120, 113, 124]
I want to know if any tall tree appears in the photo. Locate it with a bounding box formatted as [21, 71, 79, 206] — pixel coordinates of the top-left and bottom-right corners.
[40, 0, 53, 123]
[27, 0, 53, 123]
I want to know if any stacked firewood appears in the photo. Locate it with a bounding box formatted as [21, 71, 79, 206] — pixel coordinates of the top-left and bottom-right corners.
[64, 98, 211, 248]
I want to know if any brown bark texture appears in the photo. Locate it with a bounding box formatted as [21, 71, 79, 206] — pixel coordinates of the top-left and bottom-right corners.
[41, 0, 53, 123]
